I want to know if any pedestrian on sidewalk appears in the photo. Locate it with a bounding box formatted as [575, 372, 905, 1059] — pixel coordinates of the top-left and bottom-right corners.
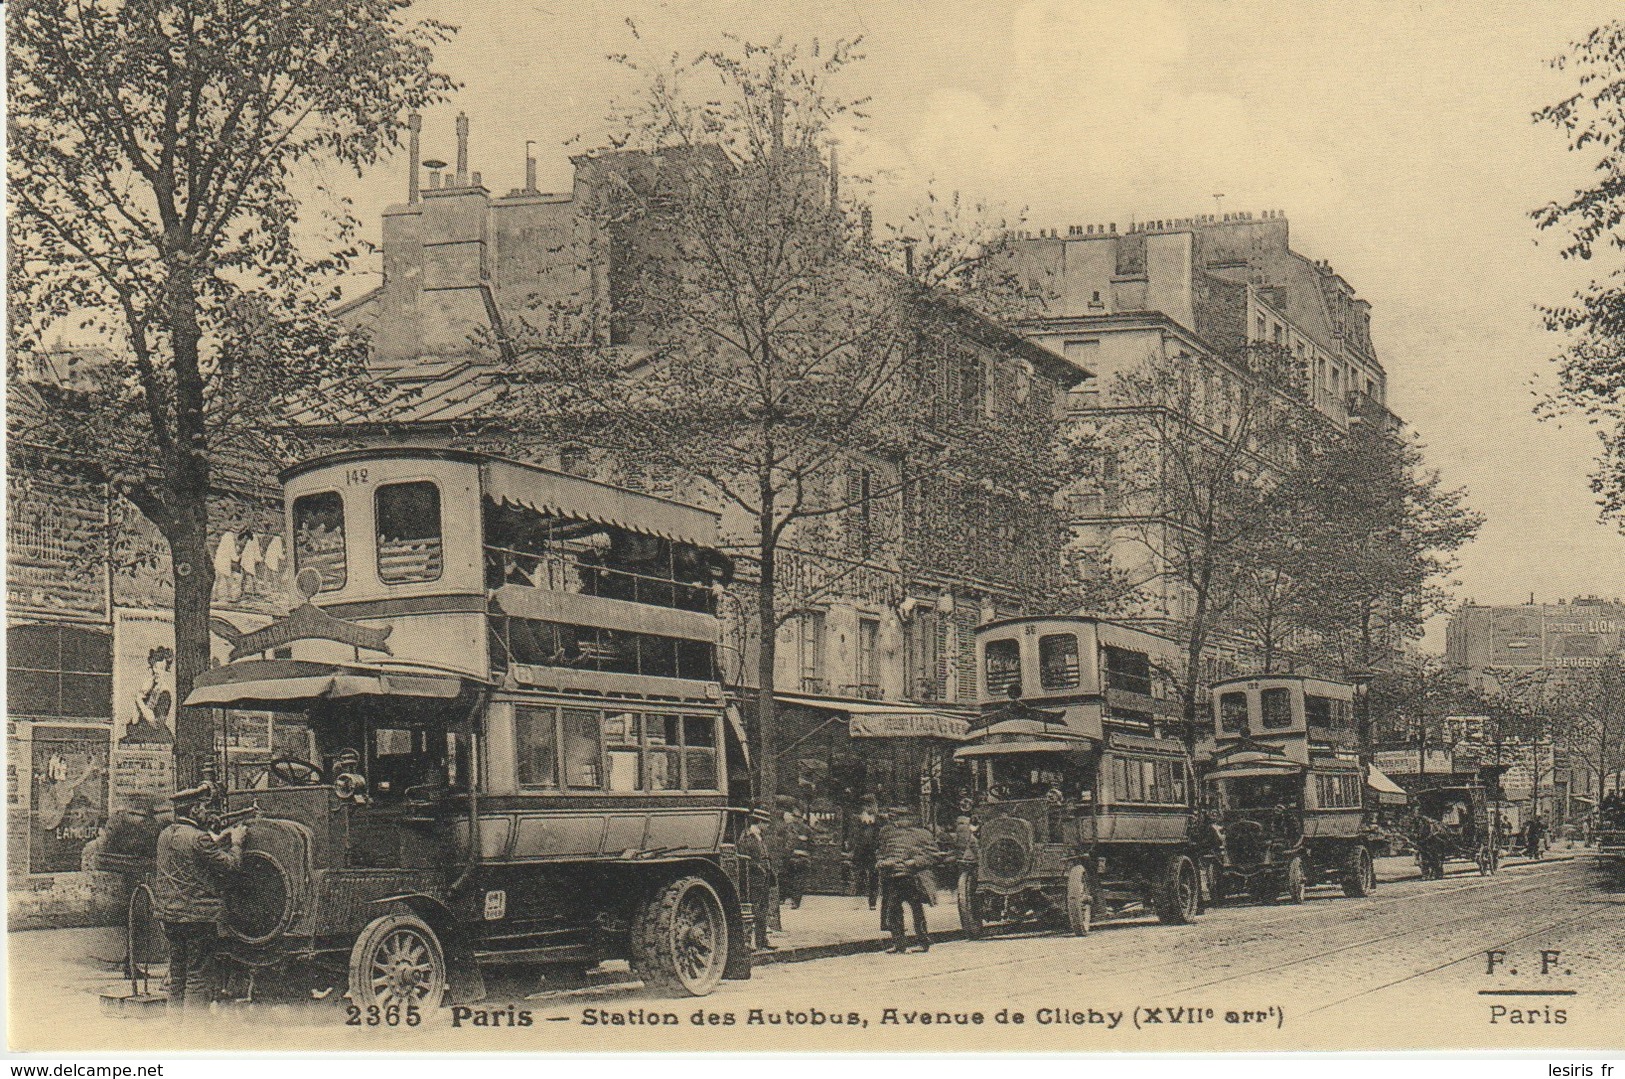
[876, 804, 937, 954]
[775, 794, 811, 911]
[152, 786, 245, 1015]
[849, 794, 881, 910]
[739, 805, 778, 952]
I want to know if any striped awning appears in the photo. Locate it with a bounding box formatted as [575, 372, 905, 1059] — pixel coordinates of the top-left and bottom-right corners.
[486, 459, 718, 549]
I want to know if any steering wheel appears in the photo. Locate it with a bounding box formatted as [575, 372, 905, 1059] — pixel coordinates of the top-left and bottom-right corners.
[269, 758, 324, 787]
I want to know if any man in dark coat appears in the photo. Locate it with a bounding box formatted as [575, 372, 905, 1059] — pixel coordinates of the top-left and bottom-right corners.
[738, 805, 778, 951]
[876, 805, 938, 953]
[775, 795, 811, 910]
[153, 786, 244, 1013]
[849, 794, 881, 910]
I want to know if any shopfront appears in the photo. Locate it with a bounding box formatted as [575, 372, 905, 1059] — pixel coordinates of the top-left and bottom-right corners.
[766, 691, 971, 894]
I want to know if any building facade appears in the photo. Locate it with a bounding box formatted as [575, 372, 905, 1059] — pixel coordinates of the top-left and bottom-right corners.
[1003, 210, 1392, 675]
[326, 118, 1082, 834]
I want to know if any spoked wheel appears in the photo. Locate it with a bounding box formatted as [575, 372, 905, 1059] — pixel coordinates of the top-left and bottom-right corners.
[956, 871, 985, 939]
[1282, 855, 1307, 904]
[1152, 854, 1200, 925]
[1064, 863, 1095, 936]
[1342, 847, 1376, 898]
[632, 876, 729, 997]
[349, 913, 447, 1011]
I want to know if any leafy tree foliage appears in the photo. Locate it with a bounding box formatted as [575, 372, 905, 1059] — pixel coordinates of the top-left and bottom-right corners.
[1078, 344, 1312, 747]
[1279, 415, 1482, 677]
[1533, 21, 1625, 528]
[503, 36, 1067, 797]
[8, 0, 454, 778]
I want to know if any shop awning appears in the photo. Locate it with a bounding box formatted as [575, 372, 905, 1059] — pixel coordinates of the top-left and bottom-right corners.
[773, 692, 971, 740]
[186, 659, 473, 710]
[486, 458, 718, 549]
[1367, 765, 1409, 804]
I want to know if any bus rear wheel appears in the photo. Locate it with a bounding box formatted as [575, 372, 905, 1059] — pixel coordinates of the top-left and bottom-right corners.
[1152, 854, 1200, 925]
[1342, 847, 1376, 897]
[632, 876, 729, 997]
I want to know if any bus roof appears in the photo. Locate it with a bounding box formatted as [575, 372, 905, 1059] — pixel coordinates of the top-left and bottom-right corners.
[280, 446, 722, 548]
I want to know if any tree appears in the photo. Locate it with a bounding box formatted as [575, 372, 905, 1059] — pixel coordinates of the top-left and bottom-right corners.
[1283, 414, 1482, 679]
[1557, 657, 1625, 803]
[1533, 21, 1625, 529]
[881, 185, 1055, 323]
[503, 37, 1066, 800]
[8, 0, 454, 780]
[1080, 343, 1312, 748]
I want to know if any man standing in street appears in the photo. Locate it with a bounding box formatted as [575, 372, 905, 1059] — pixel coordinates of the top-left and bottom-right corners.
[153, 786, 244, 1014]
[776, 795, 811, 911]
[739, 804, 778, 952]
[876, 804, 938, 954]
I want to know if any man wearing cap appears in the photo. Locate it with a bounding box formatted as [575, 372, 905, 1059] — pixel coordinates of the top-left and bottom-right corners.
[738, 805, 778, 952]
[876, 805, 938, 954]
[153, 786, 245, 1013]
[775, 795, 811, 911]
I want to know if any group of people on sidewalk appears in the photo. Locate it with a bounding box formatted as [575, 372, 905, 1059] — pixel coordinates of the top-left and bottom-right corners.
[741, 793, 979, 956]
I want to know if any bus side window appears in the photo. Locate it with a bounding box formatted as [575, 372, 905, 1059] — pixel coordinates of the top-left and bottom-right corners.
[515, 706, 559, 789]
[1261, 687, 1293, 729]
[604, 711, 642, 792]
[561, 708, 601, 789]
[683, 714, 719, 791]
[376, 481, 443, 584]
[1219, 692, 1248, 733]
[293, 491, 346, 591]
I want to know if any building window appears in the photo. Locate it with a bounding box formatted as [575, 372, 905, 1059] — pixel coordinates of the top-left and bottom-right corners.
[292, 491, 346, 592]
[857, 617, 880, 697]
[375, 481, 443, 584]
[798, 611, 826, 693]
[1038, 634, 1081, 690]
[7, 624, 113, 722]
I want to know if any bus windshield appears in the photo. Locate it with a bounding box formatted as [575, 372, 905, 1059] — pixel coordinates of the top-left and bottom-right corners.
[981, 752, 1093, 802]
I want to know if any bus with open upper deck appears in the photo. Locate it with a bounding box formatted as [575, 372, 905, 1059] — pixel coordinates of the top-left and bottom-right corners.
[156, 447, 752, 1007]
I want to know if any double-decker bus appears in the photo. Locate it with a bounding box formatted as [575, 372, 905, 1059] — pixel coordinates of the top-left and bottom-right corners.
[953, 616, 1203, 936]
[1202, 675, 1380, 903]
[173, 448, 752, 1006]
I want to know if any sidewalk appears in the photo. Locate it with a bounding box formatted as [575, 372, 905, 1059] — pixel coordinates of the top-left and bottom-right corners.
[754, 848, 1586, 964]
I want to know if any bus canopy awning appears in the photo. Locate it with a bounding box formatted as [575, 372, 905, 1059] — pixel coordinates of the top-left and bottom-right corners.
[485, 459, 718, 549]
[958, 738, 1093, 758]
[186, 659, 473, 710]
[1204, 758, 1306, 782]
[1366, 765, 1409, 804]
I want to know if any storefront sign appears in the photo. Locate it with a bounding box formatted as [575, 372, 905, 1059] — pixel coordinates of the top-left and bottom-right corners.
[848, 712, 969, 740]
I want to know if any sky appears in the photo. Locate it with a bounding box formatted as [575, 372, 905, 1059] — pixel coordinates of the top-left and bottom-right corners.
[318, 0, 1625, 642]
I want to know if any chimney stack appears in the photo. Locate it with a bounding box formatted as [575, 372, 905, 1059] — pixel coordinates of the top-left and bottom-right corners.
[525, 140, 538, 193]
[408, 112, 421, 204]
[455, 111, 470, 187]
